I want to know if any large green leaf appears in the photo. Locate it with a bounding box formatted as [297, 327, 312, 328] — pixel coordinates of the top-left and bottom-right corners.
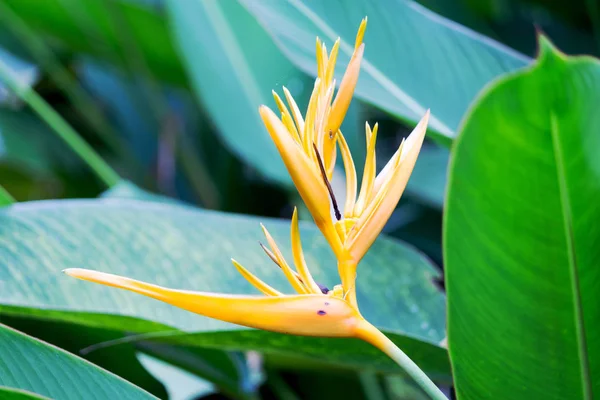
[445, 39, 600, 399]
[0, 199, 449, 380]
[0, 324, 156, 399]
[165, 0, 309, 185]
[0, 312, 169, 398]
[239, 0, 530, 143]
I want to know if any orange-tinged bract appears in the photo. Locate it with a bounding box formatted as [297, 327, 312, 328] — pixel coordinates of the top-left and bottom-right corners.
[260, 18, 430, 306]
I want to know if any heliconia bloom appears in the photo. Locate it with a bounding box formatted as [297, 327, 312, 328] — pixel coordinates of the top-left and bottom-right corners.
[64, 209, 363, 338]
[260, 19, 430, 306]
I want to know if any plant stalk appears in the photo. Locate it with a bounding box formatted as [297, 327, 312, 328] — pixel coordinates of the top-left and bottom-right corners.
[356, 321, 447, 400]
[0, 58, 120, 188]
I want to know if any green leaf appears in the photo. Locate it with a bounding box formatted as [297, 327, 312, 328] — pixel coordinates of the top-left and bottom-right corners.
[0, 324, 157, 399]
[165, 0, 310, 185]
[239, 0, 530, 144]
[0, 199, 449, 379]
[0, 388, 50, 400]
[101, 180, 182, 205]
[445, 37, 600, 399]
[0, 313, 168, 398]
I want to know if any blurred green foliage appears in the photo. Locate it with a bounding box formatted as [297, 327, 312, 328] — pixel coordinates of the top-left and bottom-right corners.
[0, 0, 599, 399]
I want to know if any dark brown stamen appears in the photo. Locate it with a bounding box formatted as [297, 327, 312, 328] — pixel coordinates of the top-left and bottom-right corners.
[313, 143, 341, 221]
[259, 242, 282, 268]
[259, 241, 330, 293]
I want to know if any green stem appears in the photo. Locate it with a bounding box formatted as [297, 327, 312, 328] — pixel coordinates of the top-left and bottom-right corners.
[0, 58, 120, 187]
[0, 185, 15, 206]
[0, 2, 129, 156]
[356, 321, 447, 400]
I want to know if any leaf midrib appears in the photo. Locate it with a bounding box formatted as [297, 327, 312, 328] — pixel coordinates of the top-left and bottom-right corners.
[549, 111, 592, 400]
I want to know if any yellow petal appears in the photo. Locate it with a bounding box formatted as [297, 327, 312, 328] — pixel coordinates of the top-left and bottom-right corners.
[304, 79, 322, 157]
[373, 138, 404, 195]
[317, 82, 336, 153]
[346, 111, 429, 263]
[261, 224, 307, 294]
[315, 37, 324, 80]
[260, 106, 343, 257]
[325, 136, 337, 180]
[64, 268, 361, 337]
[325, 44, 364, 135]
[260, 106, 329, 224]
[325, 39, 340, 86]
[355, 17, 368, 50]
[291, 208, 322, 294]
[337, 131, 357, 218]
[320, 82, 338, 176]
[320, 42, 329, 89]
[354, 122, 378, 216]
[272, 91, 300, 143]
[283, 86, 305, 136]
[272, 90, 287, 114]
[231, 259, 282, 296]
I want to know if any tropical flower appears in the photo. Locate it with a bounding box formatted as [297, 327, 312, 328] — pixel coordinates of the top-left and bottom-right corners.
[260, 18, 429, 306]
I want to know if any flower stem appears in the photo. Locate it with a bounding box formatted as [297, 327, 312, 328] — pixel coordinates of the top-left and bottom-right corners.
[0, 57, 121, 188]
[356, 321, 447, 400]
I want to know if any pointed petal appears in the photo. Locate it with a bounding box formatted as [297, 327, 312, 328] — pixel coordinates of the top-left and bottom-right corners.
[63, 268, 361, 337]
[325, 39, 340, 86]
[337, 131, 357, 218]
[326, 44, 364, 135]
[354, 122, 378, 216]
[232, 259, 282, 296]
[346, 111, 429, 263]
[373, 138, 404, 195]
[283, 86, 305, 136]
[320, 42, 329, 88]
[272, 91, 300, 143]
[317, 81, 336, 156]
[325, 137, 337, 180]
[261, 224, 307, 294]
[291, 208, 322, 295]
[259, 106, 330, 225]
[355, 17, 368, 50]
[304, 79, 322, 157]
[315, 37, 324, 80]
[272, 90, 287, 114]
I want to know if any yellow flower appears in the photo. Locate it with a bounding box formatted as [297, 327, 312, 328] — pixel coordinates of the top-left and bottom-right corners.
[64, 208, 374, 339]
[261, 19, 430, 306]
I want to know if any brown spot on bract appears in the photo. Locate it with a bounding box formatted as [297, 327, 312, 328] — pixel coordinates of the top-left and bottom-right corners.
[317, 310, 327, 316]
